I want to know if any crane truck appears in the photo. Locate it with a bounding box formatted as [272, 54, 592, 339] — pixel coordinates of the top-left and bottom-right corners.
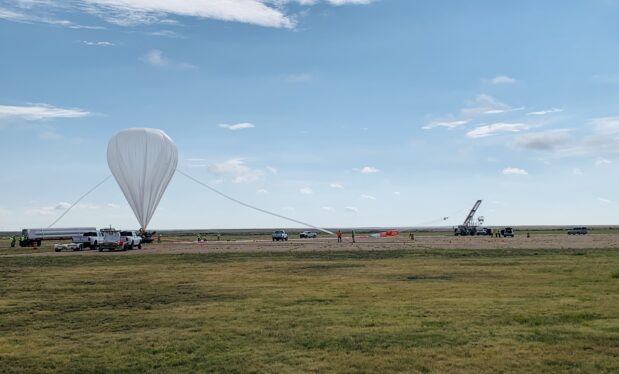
[454, 200, 482, 236]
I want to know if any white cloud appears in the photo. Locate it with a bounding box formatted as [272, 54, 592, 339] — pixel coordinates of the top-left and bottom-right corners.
[502, 167, 528, 176]
[490, 75, 517, 84]
[1, 0, 374, 30]
[141, 49, 195, 69]
[461, 94, 520, 117]
[513, 131, 571, 151]
[256, 189, 268, 194]
[580, 117, 619, 155]
[207, 158, 262, 183]
[572, 168, 583, 175]
[322, 206, 336, 212]
[25, 201, 100, 216]
[598, 197, 612, 204]
[80, 0, 294, 28]
[0, 103, 91, 121]
[218, 122, 255, 131]
[147, 30, 183, 38]
[527, 108, 563, 116]
[82, 40, 114, 46]
[300, 187, 313, 194]
[328, 0, 374, 5]
[422, 119, 470, 130]
[589, 117, 619, 134]
[266, 166, 277, 174]
[330, 182, 344, 189]
[285, 72, 312, 82]
[360, 194, 376, 200]
[106, 203, 122, 208]
[466, 123, 528, 138]
[282, 206, 295, 211]
[0, 6, 101, 29]
[594, 157, 611, 166]
[345, 206, 360, 213]
[359, 166, 380, 174]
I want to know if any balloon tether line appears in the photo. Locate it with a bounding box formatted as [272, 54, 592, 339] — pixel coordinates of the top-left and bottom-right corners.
[177, 169, 335, 235]
[48, 175, 113, 228]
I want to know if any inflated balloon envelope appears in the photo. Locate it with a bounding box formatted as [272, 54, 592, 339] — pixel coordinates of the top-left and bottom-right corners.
[107, 128, 178, 230]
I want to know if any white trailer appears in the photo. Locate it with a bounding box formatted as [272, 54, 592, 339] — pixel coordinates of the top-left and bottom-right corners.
[19, 227, 97, 247]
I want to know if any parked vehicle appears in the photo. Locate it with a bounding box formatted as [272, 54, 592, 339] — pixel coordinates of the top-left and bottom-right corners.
[54, 242, 84, 252]
[72, 231, 102, 250]
[120, 230, 142, 249]
[19, 227, 97, 247]
[272, 230, 289, 241]
[98, 229, 125, 252]
[476, 228, 492, 236]
[568, 227, 588, 235]
[501, 227, 515, 237]
[300, 231, 317, 239]
[454, 225, 477, 236]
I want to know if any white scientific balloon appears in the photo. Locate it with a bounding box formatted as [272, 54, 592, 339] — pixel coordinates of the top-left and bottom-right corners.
[107, 128, 178, 229]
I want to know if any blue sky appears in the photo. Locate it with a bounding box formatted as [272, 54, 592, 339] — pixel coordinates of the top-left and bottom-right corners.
[1, 0, 619, 231]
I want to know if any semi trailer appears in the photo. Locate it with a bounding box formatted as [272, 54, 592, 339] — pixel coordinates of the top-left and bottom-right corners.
[19, 227, 97, 247]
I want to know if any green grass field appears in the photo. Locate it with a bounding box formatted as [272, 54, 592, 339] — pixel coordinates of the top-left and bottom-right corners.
[1, 248, 618, 373]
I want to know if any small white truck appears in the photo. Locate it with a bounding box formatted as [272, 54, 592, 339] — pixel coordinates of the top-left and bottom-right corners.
[72, 231, 102, 250]
[120, 230, 142, 249]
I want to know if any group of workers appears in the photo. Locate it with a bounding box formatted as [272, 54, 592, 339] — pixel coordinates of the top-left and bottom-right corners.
[8, 235, 26, 248]
[336, 230, 356, 243]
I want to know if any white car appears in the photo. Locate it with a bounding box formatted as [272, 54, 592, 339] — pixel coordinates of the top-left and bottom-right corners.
[54, 243, 84, 252]
[299, 231, 317, 239]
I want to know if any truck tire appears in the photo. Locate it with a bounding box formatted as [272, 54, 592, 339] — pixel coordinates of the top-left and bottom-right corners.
[93, 241, 98, 250]
[36, 240, 42, 247]
[138, 243, 142, 249]
[54, 247, 61, 252]
[98, 247, 103, 252]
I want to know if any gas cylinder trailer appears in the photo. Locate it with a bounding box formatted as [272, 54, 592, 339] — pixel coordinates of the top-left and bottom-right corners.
[19, 227, 97, 247]
[454, 200, 482, 236]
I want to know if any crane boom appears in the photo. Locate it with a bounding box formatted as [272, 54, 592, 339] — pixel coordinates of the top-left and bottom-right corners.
[462, 200, 482, 226]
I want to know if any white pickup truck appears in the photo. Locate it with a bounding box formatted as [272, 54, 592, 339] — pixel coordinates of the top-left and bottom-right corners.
[72, 231, 102, 250]
[120, 230, 142, 250]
